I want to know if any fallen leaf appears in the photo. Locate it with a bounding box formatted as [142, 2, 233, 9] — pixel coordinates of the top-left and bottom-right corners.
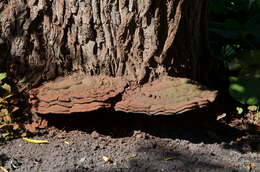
[24, 122, 38, 133]
[102, 156, 113, 163]
[11, 106, 19, 113]
[12, 123, 19, 130]
[0, 166, 9, 172]
[2, 133, 9, 138]
[217, 113, 226, 120]
[21, 132, 27, 137]
[64, 141, 69, 145]
[163, 157, 174, 161]
[0, 97, 5, 103]
[248, 105, 258, 112]
[1, 109, 9, 116]
[236, 138, 242, 142]
[3, 94, 12, 99]
[1, 83, 11, 93]
[22, 137, 49, 144]
[244, 163, 256, 169]
[256, 112, 260, 120]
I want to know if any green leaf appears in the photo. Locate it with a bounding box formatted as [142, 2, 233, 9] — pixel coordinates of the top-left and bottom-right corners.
[229, 67, 260, 105]
[0, 73, 7, 81]
[247, 97, 258, 105]
[1, 83, 11, 92]
[230, 84, 245, 93]
[236, 107, 243, 114]
[256, 112, 260, 120]
[229, 76, 239, 83]
[4, 94, 12, 99]
[2, 132, 10, 137]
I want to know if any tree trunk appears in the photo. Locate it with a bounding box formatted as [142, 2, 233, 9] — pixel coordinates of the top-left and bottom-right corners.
[0, 0, 217, 115]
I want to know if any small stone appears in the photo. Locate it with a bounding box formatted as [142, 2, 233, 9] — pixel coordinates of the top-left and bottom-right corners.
[133, 130, 144, 139]
[48, 130, 56, 137]
[91, 131, 100, 139]
[78, 157, 86, 164]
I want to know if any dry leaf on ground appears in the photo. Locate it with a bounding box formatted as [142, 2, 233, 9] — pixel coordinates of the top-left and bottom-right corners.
[163, 157, 175, 161]
[0, 166, 9, 172]
[244, 163, 256, 169]
[22, 137, 49, 144]
[102, 156, 113, 163]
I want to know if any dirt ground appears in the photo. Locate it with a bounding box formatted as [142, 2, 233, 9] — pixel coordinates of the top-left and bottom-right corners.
[1, 109, 260, 172]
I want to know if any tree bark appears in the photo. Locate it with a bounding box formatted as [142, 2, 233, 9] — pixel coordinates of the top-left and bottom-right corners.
[0, 0, 217, 115]
[0, 0, 212, 85]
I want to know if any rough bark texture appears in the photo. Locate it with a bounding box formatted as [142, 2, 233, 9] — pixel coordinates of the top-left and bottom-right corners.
[0, 0, 216, 115]
[0, 0, 211, 85]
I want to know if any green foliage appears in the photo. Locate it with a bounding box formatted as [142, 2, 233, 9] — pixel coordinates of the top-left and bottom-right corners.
[209, 0, 260, 61]
[228, 50, 260, 105]
[0, 72, 19, 140]
[0, 73, 12, 99]
[0, 73, 29, 140]
[209, 0, 260, 36]
[236, 106, 244, 115]
[209, 0, 260, 105]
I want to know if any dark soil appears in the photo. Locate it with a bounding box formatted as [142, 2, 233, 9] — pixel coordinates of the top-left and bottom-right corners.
[1, 100, 260, 172]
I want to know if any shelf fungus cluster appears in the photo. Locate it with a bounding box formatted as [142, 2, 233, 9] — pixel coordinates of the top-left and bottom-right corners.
[30, 74, 217, 115]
